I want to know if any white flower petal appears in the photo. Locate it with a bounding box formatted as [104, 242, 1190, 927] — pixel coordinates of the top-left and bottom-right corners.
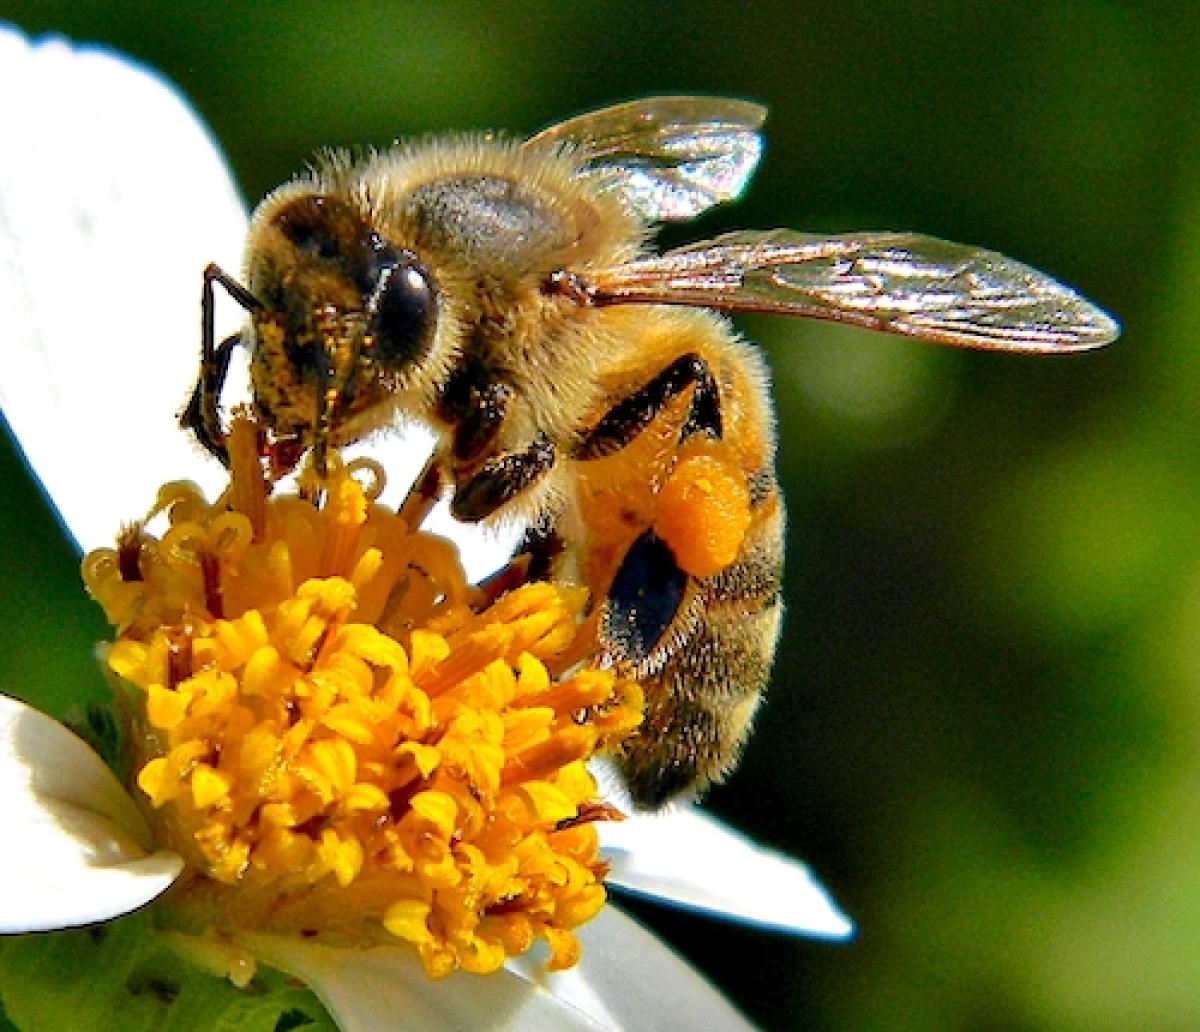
[508, 906, 754, 1031]
[1, 798, 183, 933]
[237, 933, 607, 1032]
[0, 23, 245, 551]
[423, 498, 523, 582]
[598, 803, 854, 939]
[0, 694, 148, 844]
[0, 694, 182, 931]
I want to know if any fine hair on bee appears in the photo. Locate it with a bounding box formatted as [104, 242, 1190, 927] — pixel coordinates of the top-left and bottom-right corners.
[183, 97, 1120, 808]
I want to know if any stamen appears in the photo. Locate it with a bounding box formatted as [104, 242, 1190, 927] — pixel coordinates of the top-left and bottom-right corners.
[227, 414, 267, 538]
[117, 523, 146, 582]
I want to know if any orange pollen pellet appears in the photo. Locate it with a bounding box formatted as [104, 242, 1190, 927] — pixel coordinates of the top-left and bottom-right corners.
[654, 449, 752, 578]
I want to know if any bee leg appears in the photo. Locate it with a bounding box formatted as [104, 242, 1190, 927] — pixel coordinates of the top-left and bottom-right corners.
[603, 528, 691, 664]
[180, 332, 239, 463]
[450, 381, 514, 462]
[600, 527, 706, 807]
[180, 263, 261, 464]
[519, 520, 565, 582]
[450, 435, 556, 521]
[475, 552, 532, 605]
[478, 519, 566, 596]
[575, 352, 721, 459]
[436, 358, 515, 463]
[397, 457, 443, 528]
[574, 352, 784, 807]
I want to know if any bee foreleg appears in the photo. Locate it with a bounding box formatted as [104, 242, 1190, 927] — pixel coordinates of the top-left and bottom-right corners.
[449, 435, 555, 521]
[181, 331, 240, 464]
[203, 261, 261, 323]
[181, 263, 262, 464]
[575, 352, 721, 460]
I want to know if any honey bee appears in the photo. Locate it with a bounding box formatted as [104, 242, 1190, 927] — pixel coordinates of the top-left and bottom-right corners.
[183, 97, 1119, 808]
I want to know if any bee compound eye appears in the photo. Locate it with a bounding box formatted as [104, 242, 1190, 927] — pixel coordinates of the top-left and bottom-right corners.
[371, 261, 435, 369]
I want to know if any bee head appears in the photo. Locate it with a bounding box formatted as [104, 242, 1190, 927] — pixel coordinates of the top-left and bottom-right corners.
[245, 191, 439, 463]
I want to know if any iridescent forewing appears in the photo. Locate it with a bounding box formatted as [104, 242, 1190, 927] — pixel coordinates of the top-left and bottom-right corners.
[524, 96, 766, 223]
[581, 229, 1120, 352]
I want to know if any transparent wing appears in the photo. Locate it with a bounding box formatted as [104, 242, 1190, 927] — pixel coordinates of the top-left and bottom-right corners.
[524, 96, 766, 223]
[583, 229, 1120, 352]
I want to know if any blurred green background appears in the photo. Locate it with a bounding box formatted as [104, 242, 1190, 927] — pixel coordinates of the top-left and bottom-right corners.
[0, 2, 1196, 1028]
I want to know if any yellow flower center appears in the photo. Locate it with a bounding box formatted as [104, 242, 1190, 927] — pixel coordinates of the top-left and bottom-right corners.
[82, 416, 642, 979]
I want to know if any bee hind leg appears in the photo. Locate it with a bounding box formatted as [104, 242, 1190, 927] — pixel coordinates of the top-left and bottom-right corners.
[575, 352, 721, 460]
[603, 528, 691, 664]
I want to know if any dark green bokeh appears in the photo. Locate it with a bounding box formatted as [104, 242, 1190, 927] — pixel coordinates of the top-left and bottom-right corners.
[1, 2, 1196, 1028]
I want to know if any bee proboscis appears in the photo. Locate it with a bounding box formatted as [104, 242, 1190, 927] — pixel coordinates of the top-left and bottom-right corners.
[183, 97, 1119, 807]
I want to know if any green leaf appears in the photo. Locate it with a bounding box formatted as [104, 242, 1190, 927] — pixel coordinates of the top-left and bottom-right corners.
[0, 912, 335, 1032]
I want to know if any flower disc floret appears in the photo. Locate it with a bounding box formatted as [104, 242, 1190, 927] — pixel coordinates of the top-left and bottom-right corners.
[83, 418, 642, 978]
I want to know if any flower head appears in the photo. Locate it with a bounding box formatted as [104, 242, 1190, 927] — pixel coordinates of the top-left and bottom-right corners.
[85, 414, 642, 978]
